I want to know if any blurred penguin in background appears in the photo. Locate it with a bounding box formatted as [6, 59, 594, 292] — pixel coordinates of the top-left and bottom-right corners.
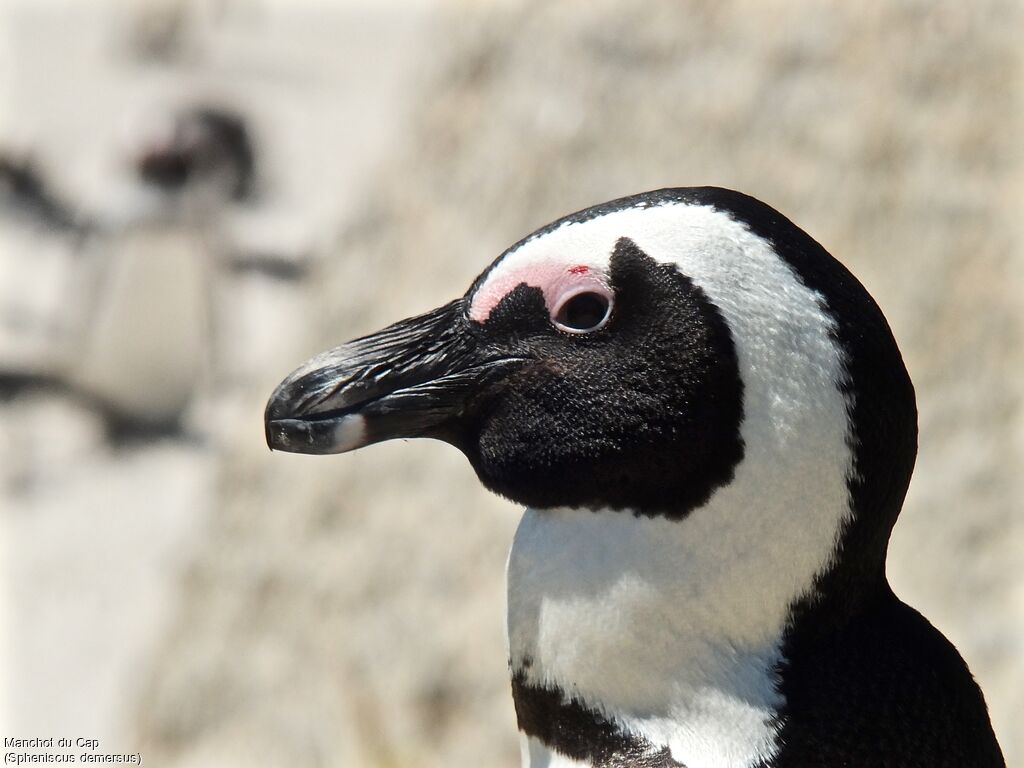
[67, 104, 258, 435]
[1, 104, 265, 437]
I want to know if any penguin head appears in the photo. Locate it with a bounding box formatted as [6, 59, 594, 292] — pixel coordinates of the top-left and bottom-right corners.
[456, 231, 745, 516]
[266, 188, 916, 578]
[136, 106, 255, 203]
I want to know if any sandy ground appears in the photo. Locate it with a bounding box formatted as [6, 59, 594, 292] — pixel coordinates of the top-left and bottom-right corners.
[1, 1, 1022, 766]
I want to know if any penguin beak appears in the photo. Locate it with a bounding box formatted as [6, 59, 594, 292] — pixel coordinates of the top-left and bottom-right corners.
[264, 299, 525, 455]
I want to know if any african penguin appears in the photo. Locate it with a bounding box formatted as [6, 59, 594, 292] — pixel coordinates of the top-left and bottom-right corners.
[71, 105, 260, 430]
[264, 188, 1005, 767]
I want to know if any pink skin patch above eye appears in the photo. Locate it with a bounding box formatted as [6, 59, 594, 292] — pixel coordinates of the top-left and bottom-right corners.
[469, 262, 610, 323]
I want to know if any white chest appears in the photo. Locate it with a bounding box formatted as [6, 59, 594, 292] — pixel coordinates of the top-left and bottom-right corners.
[507, 507, 789, 768]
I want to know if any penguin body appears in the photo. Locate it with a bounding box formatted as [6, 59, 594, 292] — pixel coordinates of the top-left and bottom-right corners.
[265, 188, 1004, 767]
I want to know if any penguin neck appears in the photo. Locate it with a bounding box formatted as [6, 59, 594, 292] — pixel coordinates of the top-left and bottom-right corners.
[506, 465, 854, 766]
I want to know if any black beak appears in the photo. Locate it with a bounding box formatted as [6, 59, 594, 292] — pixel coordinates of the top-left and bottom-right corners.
[264, 299, 526, 455]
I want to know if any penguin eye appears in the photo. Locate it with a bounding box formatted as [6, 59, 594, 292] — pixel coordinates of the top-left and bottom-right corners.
[552, 290, 613, 334]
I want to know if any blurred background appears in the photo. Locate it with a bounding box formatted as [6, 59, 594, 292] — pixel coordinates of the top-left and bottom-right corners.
[0, 0, 1021, 765]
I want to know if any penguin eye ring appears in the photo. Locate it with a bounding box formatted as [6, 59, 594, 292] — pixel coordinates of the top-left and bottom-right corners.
[551, 288, 613, 334]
